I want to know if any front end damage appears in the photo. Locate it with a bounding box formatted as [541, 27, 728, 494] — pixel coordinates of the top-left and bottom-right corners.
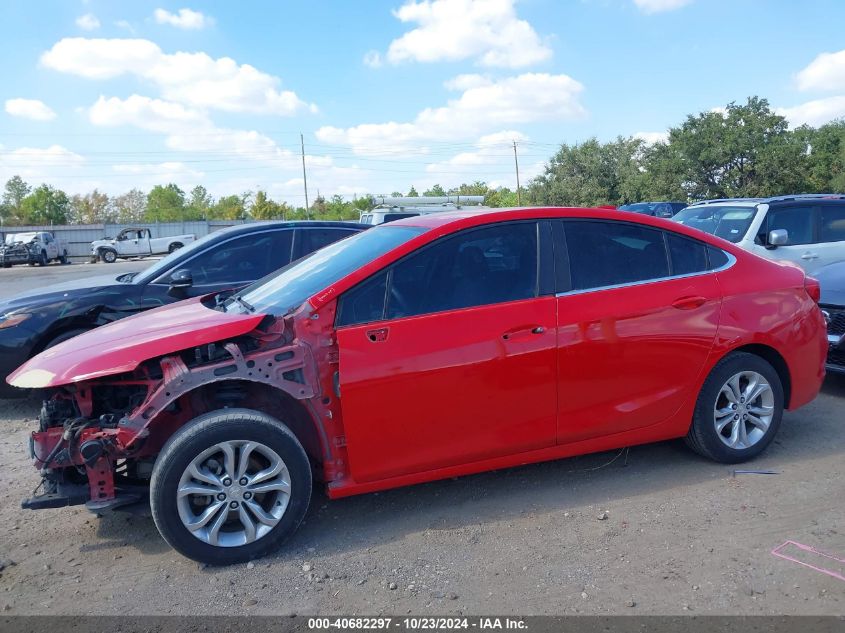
[22, 301, 347, 513]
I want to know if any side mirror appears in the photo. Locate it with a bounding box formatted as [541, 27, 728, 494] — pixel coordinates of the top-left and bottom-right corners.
[167, 269, 193, 298]
[767, 229, 788, 248]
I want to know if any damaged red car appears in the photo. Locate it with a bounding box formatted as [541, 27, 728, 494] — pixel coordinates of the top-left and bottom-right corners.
[8, 207, 828, 564]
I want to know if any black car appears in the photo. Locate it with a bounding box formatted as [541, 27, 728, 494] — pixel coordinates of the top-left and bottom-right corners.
[0, 221, 367, 397]
[618, 201, 687, 219]
[816, 260, 845, 375]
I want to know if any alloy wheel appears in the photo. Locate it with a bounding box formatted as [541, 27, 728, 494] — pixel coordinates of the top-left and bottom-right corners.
[176, 440, 291, 547]
[713, 371, 774, 450]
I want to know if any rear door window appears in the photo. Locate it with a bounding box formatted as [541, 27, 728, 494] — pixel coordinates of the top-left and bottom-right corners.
[820, 205, 845, 243]
[562, 220, 670, 291]
[295, 227, 357, 259]
[667, 233, 709, 276]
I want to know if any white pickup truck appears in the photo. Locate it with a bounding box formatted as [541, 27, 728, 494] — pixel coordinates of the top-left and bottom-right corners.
[0, 231, 68, 267]
[91, 228, 195, 263]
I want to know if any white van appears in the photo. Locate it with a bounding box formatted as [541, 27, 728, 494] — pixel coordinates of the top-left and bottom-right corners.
[360, 195, 486, 226]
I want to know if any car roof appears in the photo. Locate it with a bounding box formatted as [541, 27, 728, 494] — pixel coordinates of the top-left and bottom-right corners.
[387, 206, 721, 242]
[687, 194, 845, 207]
[206, 220, 369, 240]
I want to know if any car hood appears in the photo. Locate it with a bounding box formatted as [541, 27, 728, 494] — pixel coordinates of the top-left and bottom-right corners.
[7, 297, 265, 389]
[815, 261, 845, 307]
[0, 273, 128, 310]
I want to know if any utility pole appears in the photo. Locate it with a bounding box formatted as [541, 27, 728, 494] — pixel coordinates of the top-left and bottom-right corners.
[300, 132, 310, 219]
[513, 140, 521, 206]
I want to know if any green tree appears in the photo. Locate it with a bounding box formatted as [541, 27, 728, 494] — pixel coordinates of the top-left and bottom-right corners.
[112, 189, 146, 223]
[186, 185, 213, 220]
[649, 97, 804, 199]
[145, 184, 186, 222]
[250, 190, 291, 220]
[407, 186, 419, 197]
[2, 175, 31, 223]
[210, 194, 246, 220]
[423, 184, 446, 197]
[530, 137, 646, 206]
[70, 189, 112, 224]
[20, 185, 70, 225]
[797, 120, 845, 192]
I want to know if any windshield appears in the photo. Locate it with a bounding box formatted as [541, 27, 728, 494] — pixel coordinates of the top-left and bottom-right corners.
[132, 231, 222, 284]
[672, 205, 758, 243]
[228, 225, 426, 315]
[5, 233, 36, 245]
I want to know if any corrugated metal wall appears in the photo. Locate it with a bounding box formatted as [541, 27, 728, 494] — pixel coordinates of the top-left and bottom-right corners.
[0, 220, 246, 260]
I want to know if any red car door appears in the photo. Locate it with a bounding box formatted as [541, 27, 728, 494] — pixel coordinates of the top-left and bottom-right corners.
[336, 221, 558, 483]
[554, 221, 722, 443]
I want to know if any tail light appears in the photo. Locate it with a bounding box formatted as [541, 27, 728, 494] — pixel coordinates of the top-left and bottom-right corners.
[804, 276, 821, 303]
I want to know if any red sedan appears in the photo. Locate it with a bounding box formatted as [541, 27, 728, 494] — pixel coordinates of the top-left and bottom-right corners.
[9, 207, 827, 564]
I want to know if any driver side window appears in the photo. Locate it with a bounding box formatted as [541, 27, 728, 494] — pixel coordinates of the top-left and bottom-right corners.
[337, 222, 539, 327]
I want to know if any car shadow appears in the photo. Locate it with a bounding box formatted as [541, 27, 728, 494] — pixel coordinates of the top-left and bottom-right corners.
[18, 372, 845, 564]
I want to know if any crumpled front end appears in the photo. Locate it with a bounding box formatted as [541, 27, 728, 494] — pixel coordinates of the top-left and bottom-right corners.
[19, 301, 343, 514]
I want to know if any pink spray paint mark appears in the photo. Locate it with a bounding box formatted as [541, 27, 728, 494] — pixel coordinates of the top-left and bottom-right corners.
[771, 540, 845, 583]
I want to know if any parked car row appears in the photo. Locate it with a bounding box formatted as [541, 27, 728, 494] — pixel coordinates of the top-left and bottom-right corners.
[2, 206, 828, 564]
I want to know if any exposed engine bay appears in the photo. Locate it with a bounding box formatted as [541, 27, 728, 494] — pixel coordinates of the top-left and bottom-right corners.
[23, 303, 344, 514]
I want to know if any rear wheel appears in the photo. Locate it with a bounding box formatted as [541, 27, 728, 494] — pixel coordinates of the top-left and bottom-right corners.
[150, 409, 312, 565]
[59, 251, 68, 265]
[685, 352, 783, 463]
[168, 242, 183, 253]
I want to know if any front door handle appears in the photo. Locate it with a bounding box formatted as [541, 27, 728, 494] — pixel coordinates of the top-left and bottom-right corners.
[672, 295, 707, 310]
[366, 327, 389, 343]
[801, 252, 820, 260]
[502, 325, 545, 340]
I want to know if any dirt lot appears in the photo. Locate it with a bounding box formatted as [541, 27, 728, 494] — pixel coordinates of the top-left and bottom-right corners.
[0, 262, 843, 616]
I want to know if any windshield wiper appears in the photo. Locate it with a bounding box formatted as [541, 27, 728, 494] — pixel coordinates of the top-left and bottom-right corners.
[233, 296, 255, 313]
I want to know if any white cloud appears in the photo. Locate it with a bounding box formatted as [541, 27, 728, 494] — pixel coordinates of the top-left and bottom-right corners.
[634, 131, 668, 144]
[75, 13, 100, 31]
[41, 38, 316, 116]
[153, 8, 213, 30]
[379, 0, 551, 68]
[5, 98, 57, 121]
[363, 50, 383, 68]
[633, 0, 693, 14]
[115, 20, 135, 33]
[777, 96, 845, 127]
[317, 73, 585, 154]
[0, 145, 85, 184]
[796, 49, 845, 93]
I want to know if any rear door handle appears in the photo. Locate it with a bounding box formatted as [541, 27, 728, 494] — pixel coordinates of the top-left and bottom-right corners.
[801, 252, 820, 260]
[366, 327, 389, 343]
[672, 296, 707, 310]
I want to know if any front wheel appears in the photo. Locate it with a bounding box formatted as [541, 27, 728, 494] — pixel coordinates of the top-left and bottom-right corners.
[38, 251, 47, 266]
[150, 409, 312, 565]
[101, 249, 117, 263]
[685, 352, 784, 463]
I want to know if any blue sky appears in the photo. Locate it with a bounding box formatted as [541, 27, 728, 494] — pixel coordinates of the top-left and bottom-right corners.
[1, 0, 844, 205]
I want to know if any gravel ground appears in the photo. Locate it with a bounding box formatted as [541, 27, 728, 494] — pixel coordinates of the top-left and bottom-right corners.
[0, 262, 843, 615]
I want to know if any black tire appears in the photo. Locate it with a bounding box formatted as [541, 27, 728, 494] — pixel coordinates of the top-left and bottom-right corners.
[38, 251, 47, 266]
[150, 408, 312, 565]
[101, 248, 117, 264]
[2, 263, 10, 268]
[685, 352, 784, 463]
[168, 242, 183, 253]
[59, 251, 68, 265]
